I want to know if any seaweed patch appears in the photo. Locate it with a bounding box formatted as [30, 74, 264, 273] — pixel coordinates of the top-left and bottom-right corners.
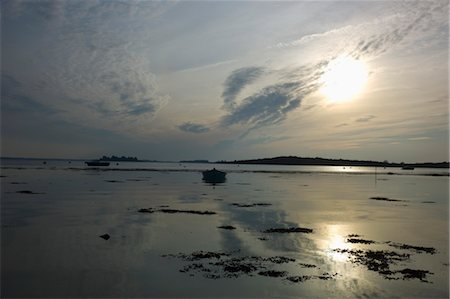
[167, 251, 231, 261]
[286, 273, 337, 283]
[333, 248, 433, 282]
[159, 209, 216, 215]
[369, 197, 405, 202]
[231, 203, 272, 208]
[162, 252, 317, 281]
[347, 234, 361, 238]
[218, 225, 236, 230]
[347, 238, 376, 244]
[258, 270, 287, 277]
[138, 208, 216, 215]
[299, 263, 317, 268]
[386, 242, 436, 254]
[138, 208, 154, 213]
[16, 190, 44, 194]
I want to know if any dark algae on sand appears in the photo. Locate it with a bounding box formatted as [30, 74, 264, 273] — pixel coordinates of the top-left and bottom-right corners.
[333, 235, 436, 282]
[162, 251, 330, 281]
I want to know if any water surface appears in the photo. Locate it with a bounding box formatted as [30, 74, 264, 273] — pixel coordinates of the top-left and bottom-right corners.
[1, 160, 448, 297]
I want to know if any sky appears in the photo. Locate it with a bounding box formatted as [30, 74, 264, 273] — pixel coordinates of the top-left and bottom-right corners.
[1, 0, 449, 163]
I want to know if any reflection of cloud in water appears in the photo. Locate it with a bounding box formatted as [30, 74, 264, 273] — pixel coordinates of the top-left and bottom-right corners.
[217, 225, 245, 253]
[178, 194, 203, 203]
[218, 201, 317, 256]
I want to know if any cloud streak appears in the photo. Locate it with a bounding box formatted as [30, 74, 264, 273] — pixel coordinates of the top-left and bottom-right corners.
[221, 82, 301, 129]
[219, 60, 327, 131]
[356, 115, 376, 123]
[276, 1, 447, 61]
[1, 74, 61, 115]
[222, 67, 265, 111]
[178, 122, 210, 134]
[351, 2, 447, 59]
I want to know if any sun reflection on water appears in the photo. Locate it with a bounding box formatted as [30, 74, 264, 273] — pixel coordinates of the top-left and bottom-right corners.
[321, 224, 353, 262]
[327, 235, 349, 262]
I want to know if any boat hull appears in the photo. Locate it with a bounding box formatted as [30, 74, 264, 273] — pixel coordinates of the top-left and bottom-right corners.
[85, 161, 110, 166]
[202, 169, 226, 184]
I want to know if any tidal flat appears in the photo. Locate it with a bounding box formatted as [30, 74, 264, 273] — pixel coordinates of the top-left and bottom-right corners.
[1, 161, 448, 298]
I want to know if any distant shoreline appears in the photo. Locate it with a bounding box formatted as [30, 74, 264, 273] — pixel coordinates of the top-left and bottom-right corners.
[1, 155, 449, 169]
[217, 156, 450, 169]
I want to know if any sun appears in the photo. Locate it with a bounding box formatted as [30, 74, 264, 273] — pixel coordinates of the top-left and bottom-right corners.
[320, 56, 368, 103]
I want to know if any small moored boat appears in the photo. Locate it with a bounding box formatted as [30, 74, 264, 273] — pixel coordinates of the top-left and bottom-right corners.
[85, 161, 110, 167]
[202, 168, 226, 184]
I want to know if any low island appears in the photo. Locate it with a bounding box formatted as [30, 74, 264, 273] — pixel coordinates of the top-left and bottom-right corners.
[217, 156, 449, 169]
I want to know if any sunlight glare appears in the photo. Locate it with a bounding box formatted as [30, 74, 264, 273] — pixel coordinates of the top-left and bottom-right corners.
[320, 56, 368, 103]
[327, 235, 349, 262]
[322, 224, 352, 262]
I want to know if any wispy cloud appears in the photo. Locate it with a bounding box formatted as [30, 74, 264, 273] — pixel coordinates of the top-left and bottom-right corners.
[350, 2, 447, 59]
[222, 67, 265, 111]
[275, 1, 447, 61]
[216, 1, 447, 136]
[355, 115, 376, 123]
[176, 59, 236, 74]
[101, 71, 165, 117]
[219, 59, 327, 132]
[2, 1, 172, 136]
[408, 136, 431, 141]
[1, 74, 21, 91]
[178, 122, 210, 134]
[1, 74, 62, 115]
[220, 82, 301, 129]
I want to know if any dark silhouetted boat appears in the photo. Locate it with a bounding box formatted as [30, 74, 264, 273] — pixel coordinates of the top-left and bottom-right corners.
[202, 168, 226, 184]
[85, 161, 110, 167]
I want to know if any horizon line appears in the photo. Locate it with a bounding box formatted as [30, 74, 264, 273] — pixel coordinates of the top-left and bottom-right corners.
[1, 155, 448, 165]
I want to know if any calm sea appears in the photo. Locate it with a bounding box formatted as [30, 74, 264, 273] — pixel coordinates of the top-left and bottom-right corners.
[1, 158, 448, 298]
